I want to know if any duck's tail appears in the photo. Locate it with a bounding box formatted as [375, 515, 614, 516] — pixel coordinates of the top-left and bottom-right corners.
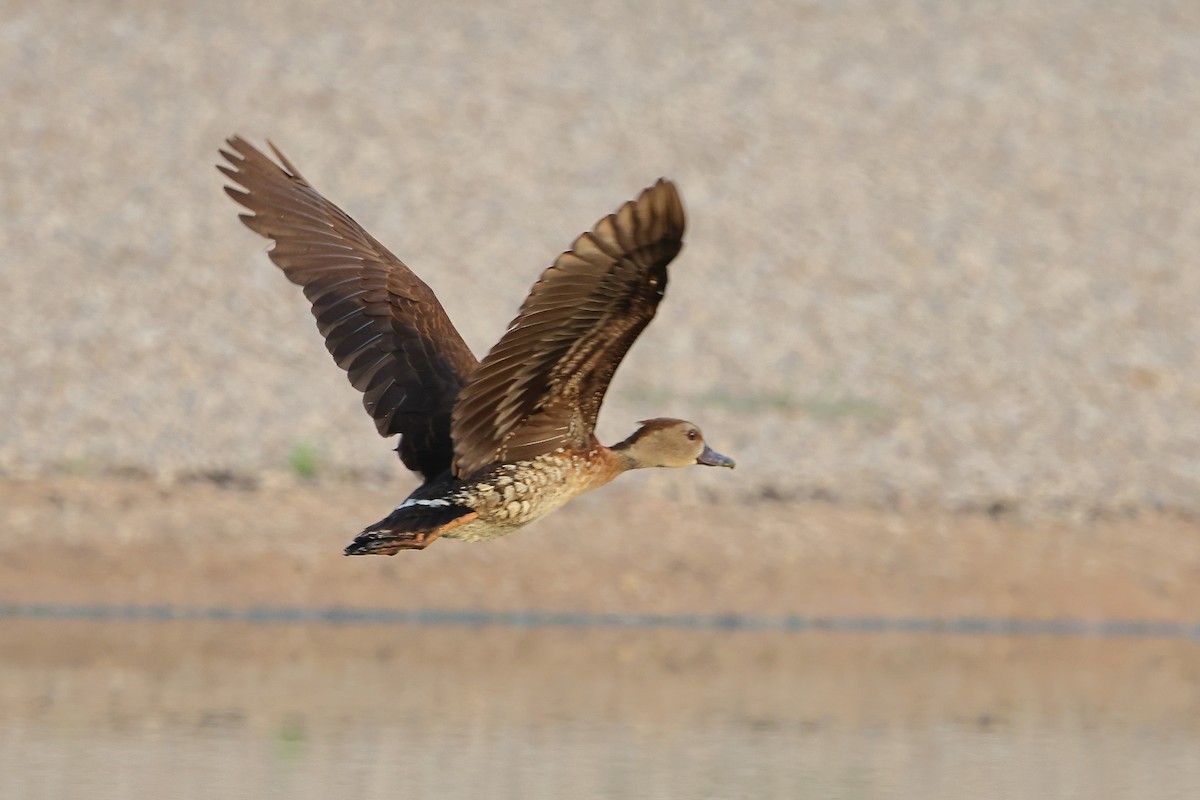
[344, 500, 476, 555]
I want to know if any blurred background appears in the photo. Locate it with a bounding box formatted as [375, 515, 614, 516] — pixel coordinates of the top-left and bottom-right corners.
[4, 0, 1200, 514]
[2, 1, 1199, 798]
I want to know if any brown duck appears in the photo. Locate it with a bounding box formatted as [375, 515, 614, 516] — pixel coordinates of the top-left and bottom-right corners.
[218, 137, 735, 554]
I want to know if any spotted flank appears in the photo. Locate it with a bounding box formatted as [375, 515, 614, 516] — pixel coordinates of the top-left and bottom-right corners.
[220, 137, 734, 555]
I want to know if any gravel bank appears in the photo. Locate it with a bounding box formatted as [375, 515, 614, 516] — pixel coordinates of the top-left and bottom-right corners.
[2, 1, 1198, 515]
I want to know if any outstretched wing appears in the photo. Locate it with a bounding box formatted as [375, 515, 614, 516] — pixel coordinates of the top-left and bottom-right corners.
[450, 179, 685, 477]
[218, 137, 478, 480]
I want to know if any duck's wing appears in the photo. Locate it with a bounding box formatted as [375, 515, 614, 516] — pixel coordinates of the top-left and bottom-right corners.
[218, 137, 478, 481]
[450, 179, 685, 477]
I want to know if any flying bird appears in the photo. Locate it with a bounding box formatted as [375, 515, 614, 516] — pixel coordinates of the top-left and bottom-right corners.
[218, 137, 734, 554]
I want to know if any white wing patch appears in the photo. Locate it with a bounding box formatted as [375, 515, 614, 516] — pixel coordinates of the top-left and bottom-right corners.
[394, 498, 453, 510]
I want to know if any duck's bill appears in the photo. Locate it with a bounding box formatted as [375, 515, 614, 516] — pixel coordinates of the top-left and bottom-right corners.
[696, 444, 736, 468]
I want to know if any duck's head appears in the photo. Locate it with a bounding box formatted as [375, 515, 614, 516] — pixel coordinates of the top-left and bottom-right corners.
[613, 418, 736, 470]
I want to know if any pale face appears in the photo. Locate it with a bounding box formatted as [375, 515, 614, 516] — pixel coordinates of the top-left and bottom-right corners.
[628, 419, 736, 469]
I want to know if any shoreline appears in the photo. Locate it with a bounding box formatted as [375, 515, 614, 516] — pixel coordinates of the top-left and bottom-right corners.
[2, 476, 1197, 621]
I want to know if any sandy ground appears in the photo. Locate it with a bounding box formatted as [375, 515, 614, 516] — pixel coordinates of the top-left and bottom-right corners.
[2, 476, 1197, 620]
[2, 1, 1199, 518]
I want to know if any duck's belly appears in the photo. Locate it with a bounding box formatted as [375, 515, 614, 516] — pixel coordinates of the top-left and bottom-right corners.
[442, 515, 532, 543]
[442, 451, 619, 542]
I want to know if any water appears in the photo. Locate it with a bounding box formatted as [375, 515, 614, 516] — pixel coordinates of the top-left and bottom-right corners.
[3, 618, 1199, 799]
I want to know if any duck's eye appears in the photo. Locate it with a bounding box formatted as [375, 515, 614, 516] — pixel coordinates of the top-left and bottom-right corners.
[686, 429, 698, 441]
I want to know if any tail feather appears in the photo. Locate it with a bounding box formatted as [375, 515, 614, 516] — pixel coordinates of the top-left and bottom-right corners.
[345, 500, 475, 555]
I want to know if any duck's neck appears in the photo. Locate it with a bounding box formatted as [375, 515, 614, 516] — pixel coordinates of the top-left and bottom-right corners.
[608, 435, 648, 471]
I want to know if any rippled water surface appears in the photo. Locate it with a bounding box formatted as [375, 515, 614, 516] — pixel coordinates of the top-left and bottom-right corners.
[3, 619, 1199, 799]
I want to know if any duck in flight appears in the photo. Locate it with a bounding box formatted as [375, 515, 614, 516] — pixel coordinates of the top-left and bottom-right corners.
[218, 137, 735, 554]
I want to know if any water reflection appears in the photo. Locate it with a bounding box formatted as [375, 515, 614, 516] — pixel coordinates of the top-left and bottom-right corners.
[3, 620, 1198, 799]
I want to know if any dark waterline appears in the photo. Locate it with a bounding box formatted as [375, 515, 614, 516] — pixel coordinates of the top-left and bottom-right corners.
[2, 602, 1198, 641]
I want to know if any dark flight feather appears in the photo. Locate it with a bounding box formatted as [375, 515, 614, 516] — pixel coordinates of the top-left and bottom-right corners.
[218, 137, 478, 480]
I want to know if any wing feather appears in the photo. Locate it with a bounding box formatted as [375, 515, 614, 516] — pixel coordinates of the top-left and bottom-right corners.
[218, 136, 478, 480]
[450, 180, 685, 477]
